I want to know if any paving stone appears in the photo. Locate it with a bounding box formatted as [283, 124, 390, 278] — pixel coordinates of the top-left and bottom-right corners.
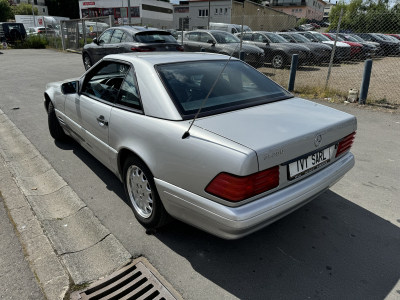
[24, 234, 55, 263]
[62, 235, 132, 285]
[8, 205, 43, 242]
[0, 169, 29, 210]
[33, 253, 68, 285]
[42, 207, 110, 254]
[28, 186, 86, 221]
[15, 169, 67, 196]
[8, 155, 53, 178]
[42, 274, 70, 300]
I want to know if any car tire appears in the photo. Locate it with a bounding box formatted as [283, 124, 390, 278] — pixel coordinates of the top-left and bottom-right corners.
[48, 102, 67, 141]
[271, 53, 285, 69]
[123, 156, 171, 229]
[83, 53, 92, 71]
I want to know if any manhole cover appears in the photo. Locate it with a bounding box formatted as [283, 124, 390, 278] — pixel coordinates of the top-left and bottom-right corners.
[71, 261, 176, 300]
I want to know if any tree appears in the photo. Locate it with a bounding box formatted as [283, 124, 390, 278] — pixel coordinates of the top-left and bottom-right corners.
[0, 0, 13, 22]
[12, 3, 38, 16]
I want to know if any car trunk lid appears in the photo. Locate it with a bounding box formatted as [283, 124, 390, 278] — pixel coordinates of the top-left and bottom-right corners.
[194, 98, 357, 171]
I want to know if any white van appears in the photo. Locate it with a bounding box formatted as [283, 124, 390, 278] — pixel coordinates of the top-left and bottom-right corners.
[209, 22, 252, 34]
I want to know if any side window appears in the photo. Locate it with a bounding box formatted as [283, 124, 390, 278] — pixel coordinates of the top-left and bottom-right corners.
[120, 32, 127, 42]
[199, 32, 212, 43]
[110, 29, 124, 43]
[187, 32, 199, 41]
[98, 29, 114, 44]
[82, 61, 130, 103]
[116, 70, 142, 111]
[243, 33, 252, 41]
[253, 33, 264, 42]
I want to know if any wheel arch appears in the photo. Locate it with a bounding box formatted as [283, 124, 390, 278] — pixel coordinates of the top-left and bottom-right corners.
[117, 147, 153, 182]
[44, 92, 52, 111]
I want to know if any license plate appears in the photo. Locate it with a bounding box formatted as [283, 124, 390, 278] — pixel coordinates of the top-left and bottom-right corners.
[288, 146, 334, 180]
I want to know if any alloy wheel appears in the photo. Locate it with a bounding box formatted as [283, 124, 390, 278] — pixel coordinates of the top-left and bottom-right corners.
[272, 54, 284, 68]
[84, 55, 91, 70]
[126, 165, 153, 219]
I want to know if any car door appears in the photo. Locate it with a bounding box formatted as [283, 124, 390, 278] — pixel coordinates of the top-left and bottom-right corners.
[183, 32, 200, 52]
[92, 29, 114, 63]
[253, 33, 273, 59]
[65, 60, 129, 168]
[104, 29, 124, 55]
[198, 32, 216, 53]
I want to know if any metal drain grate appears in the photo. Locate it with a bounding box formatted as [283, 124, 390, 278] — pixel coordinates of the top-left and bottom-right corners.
[71, 261, 176, 300]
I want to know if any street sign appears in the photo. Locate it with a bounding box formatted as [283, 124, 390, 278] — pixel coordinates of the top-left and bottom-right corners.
[90, 26, 93, 32]
[2, 42, 7, 49]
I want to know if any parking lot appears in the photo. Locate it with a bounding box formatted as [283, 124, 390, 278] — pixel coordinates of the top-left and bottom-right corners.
[1, 49, 400, 300]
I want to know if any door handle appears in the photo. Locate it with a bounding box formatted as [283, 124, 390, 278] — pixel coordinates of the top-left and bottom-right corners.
[96, 115, 108, 126]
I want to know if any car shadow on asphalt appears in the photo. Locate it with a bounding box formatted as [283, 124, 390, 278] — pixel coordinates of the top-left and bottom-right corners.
[155, 190, 400, 300]
[54, 139, 126, 201]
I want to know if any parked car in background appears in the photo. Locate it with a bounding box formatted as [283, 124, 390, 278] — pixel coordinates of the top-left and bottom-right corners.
[277, 32, 332, 64]
[166, 29, 179, 39]
[183, 30, 264, 67]
[348, 34, 383, 55]
[309, 23, 321, 29]
[0, 22, 26, 43]
[26, 27, 56, 36]
[44, 52, 356, 239]
[353, 33, 400, 55]
[322, 33, 368, 59]
[82, 26, 184, 70]
[236, 31, 311, 68]
[296, 31, 351, 61]
[338, 33, 379, 57]
[387, 34, 400, 41]
[209, 22, 252, 34]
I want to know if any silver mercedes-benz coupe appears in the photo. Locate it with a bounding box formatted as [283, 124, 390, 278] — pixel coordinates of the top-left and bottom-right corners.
[44, 52, 356, 239]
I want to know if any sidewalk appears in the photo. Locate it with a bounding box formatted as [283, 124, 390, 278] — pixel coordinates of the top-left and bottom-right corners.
[0, 195, 45, 300]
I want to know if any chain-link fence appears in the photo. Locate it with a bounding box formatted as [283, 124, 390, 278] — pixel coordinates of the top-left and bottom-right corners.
[173, 11, 400, 104]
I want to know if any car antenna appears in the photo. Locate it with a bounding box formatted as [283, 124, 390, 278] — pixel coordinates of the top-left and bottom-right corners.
[182, 43, 241, 139]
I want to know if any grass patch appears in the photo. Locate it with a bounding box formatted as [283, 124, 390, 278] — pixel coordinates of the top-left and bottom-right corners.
[294, 85, 348, 102]
[11, 35, 48, 49]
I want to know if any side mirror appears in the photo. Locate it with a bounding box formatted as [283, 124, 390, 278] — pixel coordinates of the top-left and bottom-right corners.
[263, 40, 269, 44]
[62, 81, 79, 94]
[207, 39, 215, 45]
[92, 37, 98, 44]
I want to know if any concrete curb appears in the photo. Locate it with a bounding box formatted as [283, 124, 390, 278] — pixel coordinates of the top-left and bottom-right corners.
[0, 109, 132, 299]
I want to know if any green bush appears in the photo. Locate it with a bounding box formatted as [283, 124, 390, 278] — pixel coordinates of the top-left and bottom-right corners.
[296, 17, 308, 27]
[12, 35, 48, 49]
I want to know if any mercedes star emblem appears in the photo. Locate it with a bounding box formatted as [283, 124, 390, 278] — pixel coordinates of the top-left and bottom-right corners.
[314, 134, 322, 147]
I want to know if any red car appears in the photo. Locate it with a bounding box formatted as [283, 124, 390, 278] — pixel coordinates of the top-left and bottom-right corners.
[310, 23, 321, 29]
[387, 34, 400, 41]
[322, 33, 363, 57]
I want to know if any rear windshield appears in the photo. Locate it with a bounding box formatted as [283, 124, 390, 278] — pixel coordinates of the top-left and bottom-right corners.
[135, 32, 176, 43]
[3, 23, 25, 33]
[156, 60, 292, 119]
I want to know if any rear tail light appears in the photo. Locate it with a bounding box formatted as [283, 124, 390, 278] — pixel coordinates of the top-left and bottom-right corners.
[131, 47, 156, 52]
[176, 45, 184, 52]
[336, 132, 356, 158]
[205, 166, 279, 202]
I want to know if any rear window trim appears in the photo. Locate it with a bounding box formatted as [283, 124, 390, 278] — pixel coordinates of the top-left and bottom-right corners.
[154, 60, 293, 120]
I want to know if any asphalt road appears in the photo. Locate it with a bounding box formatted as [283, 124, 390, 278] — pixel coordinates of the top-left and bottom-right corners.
[1, 49, 400, 300]
[0, 196, 46, 300]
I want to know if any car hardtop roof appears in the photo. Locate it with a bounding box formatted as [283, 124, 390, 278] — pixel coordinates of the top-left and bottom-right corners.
[114, 26, 167, 33]
[190, 29, 235, 33]
[106, 52, 240, 65]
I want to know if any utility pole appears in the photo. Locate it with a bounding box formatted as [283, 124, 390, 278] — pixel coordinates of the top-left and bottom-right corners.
[208, 0, 211, 29]
[31, 0, 36, 27]
[128, 0, 131, 25]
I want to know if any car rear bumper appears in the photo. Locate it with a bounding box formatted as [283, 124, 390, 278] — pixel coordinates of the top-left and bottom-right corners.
[155, 152, 355, 240]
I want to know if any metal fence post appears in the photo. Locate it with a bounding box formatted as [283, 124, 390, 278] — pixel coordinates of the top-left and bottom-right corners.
[82, 19, 86, 45]
[359, 59, 373, 105]
[288, 54, 298, 92]
[325, 8, 343, 89]
[239, 51, 245, 61]
[60, 21, 65, 50]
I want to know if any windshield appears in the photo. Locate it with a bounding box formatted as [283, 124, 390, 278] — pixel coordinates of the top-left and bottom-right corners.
[156, 60, 291, 118]
[351, 35, 365, 42]
[371, 34, 385, 41]
[291, 34, 311, 43]
[298, 32, 318, 42]
[234, 25, 252, 33]
[341, 35, 358, 42]
[211, 32, 239, 43]
[328, 34, 344, 41]
[312, 33, 331, 42]
[264, 33, 288, 43]
[135, 32, 176, 43]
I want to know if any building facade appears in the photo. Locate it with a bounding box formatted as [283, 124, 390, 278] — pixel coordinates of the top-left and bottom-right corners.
[270, 0, 326, 20]
[173, 0, 297, 31]
[15, 0, 49, 16]
[78, 0, 173, 28]
[323, 1, 336, 20]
